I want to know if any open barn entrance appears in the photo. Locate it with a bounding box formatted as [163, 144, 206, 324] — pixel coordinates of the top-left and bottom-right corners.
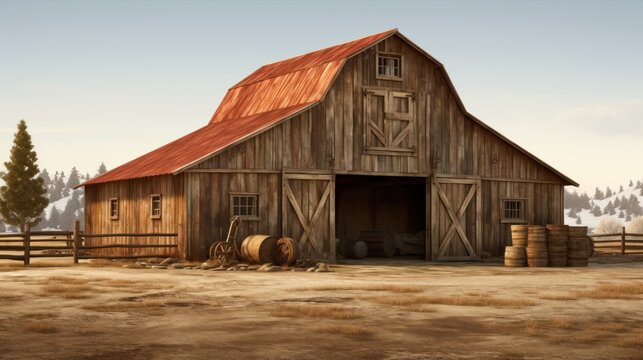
[335, 175, 426, 260]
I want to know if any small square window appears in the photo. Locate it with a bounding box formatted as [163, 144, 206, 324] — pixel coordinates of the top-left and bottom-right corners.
[502, 199, 526, 223]
[230, 193, 259, 221]
[109, 198, 119, 220]
[376, 53, 402, 80]
[150, 194, 161, 219]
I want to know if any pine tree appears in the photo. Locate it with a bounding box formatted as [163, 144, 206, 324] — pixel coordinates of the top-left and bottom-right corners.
[640, 187, 643, 196]
[40, 169, 51, 187]
[567, 208, 577, 218]
[96, 162, 107, 176]
[576, 216, 582, 224]
[84, 172, 90, 181]
[614, 197, 621, 208]
[579, 193, 591, 209]
[593, 187, 604, 200]
[0, 120, 49, 231]
[606, 187, 613, 198]
[619, 185, 624, 193]
[619, 210, 625, 219]
[48, 206, 61, 229]
[50, 175, 65, 202]
[619, 195, 629, 210]
[66, 167, 81, 189]
[626, 213, 632, 222]
[637, 180, 642, 189]
[629, 180, 634, 187]
[60, 190, 82, 229]
[59, 171, 70, 197]
[591, 205, 602, 217]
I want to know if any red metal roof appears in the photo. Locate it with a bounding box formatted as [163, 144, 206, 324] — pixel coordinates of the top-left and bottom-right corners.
[82, 29, 396, 186]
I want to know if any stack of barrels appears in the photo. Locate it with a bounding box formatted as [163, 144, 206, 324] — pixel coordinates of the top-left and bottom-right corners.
[504, 225, 528, 267]
[506, 224, 590, 268]
[546, 225, 569, 267]
[568, 226, 589, 267]
[526, 226, 548, 267]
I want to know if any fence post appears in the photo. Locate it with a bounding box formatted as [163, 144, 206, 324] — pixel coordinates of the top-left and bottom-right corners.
[621, 226, 626, 256]
[73, 220, 80, 264]
[23, 224, 31, 266]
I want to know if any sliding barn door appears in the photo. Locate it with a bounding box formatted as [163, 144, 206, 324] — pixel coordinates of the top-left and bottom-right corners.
[431, 177, 482, 261]
[282, 173, 335, 261]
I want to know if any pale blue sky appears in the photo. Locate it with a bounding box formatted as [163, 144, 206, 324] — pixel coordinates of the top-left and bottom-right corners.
[1, 0, 642, 192]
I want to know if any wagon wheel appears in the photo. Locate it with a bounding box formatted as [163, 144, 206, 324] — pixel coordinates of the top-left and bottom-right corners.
[275, 237, 299, 266]
[213, 242, 236, 264]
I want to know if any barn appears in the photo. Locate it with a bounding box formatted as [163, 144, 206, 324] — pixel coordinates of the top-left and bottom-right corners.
[80, 29, 577, 262]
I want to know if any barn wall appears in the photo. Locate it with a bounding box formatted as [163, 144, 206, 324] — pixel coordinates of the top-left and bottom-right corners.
[84, 174, 186, 258]
[185, 172, 281, 261]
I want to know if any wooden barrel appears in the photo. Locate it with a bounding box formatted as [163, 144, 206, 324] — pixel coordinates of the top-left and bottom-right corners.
[504, 246, 527, 267]
[353, 240, 368, 259]
[568, 226, 589, 267]
[359, 231, 395, 258]
[527, 226, 547, 267]
[511, 225, 529, 247]
[546, 224, 568, 267]
[275, 237, 299, 266]
[241, 235, 277, 264]
[394, 233, 425, 256]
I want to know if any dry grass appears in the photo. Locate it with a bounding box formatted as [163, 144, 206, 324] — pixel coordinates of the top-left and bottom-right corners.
[0, 293, 24, 301]
[315, 324, 372, 336]
[21, 312, 58, 320]
[81, 300, 166, 315]
[40, 279, 94, 299]
[538, 293, 579, 301]
[23, 322, 59, 334]
[613, 330, 643, 348]
[403, 305, 436, 313]
[365, 294, 535, 308]
[299, 284, 423, 293]
[574, 282, 643, 299]
[270, 304, 360, 320]
[46, 276, 89, 285]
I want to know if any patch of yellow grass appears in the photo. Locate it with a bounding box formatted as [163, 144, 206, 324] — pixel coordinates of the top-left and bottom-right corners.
[21, 312, 58, 320]
[23, 322, 59, 334]
[0, 293, 23, 301]
[575, 282, 643, 299]
[81, 300, 166, 315]
[46, 276, 89, 285]
[270, 304, 360, 320]
[365, 295, 535, 308]
[301, 284, 423, 293]
[613, 330, 643, 348]
[538, 293, 578, 301]
[316, 324, 372, 336]
[403, 305, 436, 313]
[40, 283, 93, 299]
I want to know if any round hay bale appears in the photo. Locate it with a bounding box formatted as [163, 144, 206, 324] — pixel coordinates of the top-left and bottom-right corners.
[353, 240, 368, 259]
[241, 235, 277, 264]
[275, 237, 299, 266]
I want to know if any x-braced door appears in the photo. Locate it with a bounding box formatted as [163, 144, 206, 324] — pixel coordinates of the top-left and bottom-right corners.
[431, 177, 481, 261]
[282, 173, 335, 261]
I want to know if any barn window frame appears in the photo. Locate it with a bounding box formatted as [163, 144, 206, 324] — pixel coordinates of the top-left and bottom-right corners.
[501, 198, 527, 224]
[229, 192, 260, 221]
[376, 52, 403, 81]
[109, 198, 119, 220]
[150, 194, 162, 219]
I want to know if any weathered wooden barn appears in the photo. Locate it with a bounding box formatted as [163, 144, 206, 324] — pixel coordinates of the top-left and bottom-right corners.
[81, 29, 577, 262]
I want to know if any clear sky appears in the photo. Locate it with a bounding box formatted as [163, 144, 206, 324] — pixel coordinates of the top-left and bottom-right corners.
[1, 0, 641, 192]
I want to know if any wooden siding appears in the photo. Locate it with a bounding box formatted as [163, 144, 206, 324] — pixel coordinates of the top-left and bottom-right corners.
[84, 174, 186, 258]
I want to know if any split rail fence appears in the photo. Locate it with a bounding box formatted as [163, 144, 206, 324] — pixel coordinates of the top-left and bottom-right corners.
[590, 227, 643, 255]
[0, 221, 178, 265]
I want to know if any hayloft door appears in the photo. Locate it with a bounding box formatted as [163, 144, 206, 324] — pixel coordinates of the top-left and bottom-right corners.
[282, 173, 335, 262]
[431, 177, 482, 261]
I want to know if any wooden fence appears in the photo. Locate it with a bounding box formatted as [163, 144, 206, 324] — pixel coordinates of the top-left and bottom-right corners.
[0, 221, 178, 265]
[590, 227, 643, 255]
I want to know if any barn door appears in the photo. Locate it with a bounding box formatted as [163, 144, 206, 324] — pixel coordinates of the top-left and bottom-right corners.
[431, 177, 481, 261]
[282, 173, 335, 261]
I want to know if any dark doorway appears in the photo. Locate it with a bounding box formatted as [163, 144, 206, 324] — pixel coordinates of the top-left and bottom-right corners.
[335, 175, 426, 259]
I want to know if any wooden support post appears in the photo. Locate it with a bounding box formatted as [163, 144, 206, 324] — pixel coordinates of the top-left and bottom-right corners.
[23, 225, 30, 266]
[73, 220, 81, 264]
[621, 227, 626, 256]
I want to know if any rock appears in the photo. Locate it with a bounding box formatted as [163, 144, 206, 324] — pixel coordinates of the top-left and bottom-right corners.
[202, 259, 222, 270]
[257, 263, 273, 271]
[247, 265, 260, 271]
[306, 267, 316, 272]
[209, 267, 226, 271]
[315, 263, 330, 272]
[151, 265, 167, 269]
[160, 257, 178, 266]
[237, 263, 249, 268]
[170, 263, 185, 269]
[135, 261, 148, 267]
[227, 266, 237, 271]
[265, 266, 282, 272]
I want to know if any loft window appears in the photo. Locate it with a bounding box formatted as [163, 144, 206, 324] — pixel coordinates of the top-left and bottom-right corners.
[230, 193, 259, 221]
[502, 199, 526, 223]
[376, 53, 402, 80]
[150, 194, 161, 219]
[109, 198, 119, 220]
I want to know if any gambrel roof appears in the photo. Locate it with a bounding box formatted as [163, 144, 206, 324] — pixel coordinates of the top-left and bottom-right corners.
[82, 29, 577, 187]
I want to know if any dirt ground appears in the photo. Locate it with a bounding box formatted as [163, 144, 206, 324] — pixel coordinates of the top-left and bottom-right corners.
[0, 259, 641, 360]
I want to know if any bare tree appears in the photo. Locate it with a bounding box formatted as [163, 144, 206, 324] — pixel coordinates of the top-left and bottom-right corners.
[626, 216, 643, 234]
[593, 218, 623, 234]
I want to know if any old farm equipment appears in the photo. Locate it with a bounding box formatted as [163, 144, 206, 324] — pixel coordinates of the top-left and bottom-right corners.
[209, 216, 242, 264]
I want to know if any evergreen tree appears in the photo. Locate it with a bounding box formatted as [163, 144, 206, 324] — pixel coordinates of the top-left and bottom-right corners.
[85, 172, 90, 181]
[0, 120, 49, 231]
[626, 213, 632, 222]
[579, 193, 591, 209]
[0, 221, 5, 232]
[39, 168, 51, 187]
[593, 187, 604, 200]
[59, 171, 70, 197]
[606, 187, 613, 198]
[629, 180, 634, 187]
[96, 162, 107, 176]
[66, 167, 81, 189]
[567, 208, 577, 218]
[576, 216, 582, 224]
[60, 190, 82, 229]
[50, 175, 65, 202]
[614, 197, 621, 208]
[629, 195, 642, 216]
[619, 185, 624, 193]
[591, 205, 602, 217]
[619, 195, 629, 210]
[640, 187, 643, 196]
[637, 180, 642, 189]
[619, 210, 625, 219]
[48, 206, 61, 229]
